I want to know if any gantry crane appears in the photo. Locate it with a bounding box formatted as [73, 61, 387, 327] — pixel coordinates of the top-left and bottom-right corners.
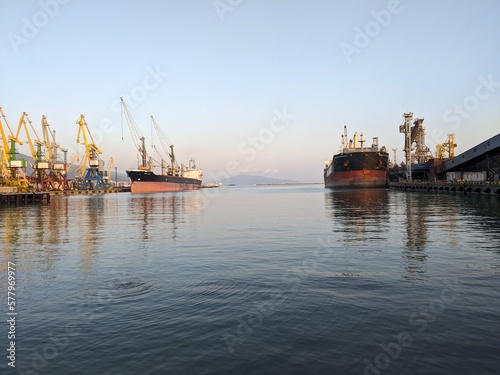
[76, 114, 105, 190]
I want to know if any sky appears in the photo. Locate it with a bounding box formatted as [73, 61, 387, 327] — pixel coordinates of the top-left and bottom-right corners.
[1, 0, 499, 182]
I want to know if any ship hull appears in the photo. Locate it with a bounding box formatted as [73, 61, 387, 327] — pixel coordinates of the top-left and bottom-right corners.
[127, 170, 202, 194]
[324, 169, 387, 188]
[324, 151, 388, 188]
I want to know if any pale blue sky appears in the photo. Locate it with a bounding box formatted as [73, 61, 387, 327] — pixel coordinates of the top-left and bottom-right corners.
[1, 0, 499, 182]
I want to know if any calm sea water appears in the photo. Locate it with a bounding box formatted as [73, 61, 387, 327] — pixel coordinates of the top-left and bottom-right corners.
[1, 186, 499, 375]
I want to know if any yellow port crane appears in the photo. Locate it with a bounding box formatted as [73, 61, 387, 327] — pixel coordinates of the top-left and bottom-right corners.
[0, 108, 30, 189]
[14, 112, 47, 190]
[66, 152, 80, 188]
[103, 157, 114, 186]
[40, 115, 70, 190]
[436, 134, 457, 159]
[0, 106, 14, 182]
[42, 115, 67, 169]
[76, 114, 105, 189]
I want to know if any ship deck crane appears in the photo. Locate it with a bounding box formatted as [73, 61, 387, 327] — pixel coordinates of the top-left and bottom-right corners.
[150, 115, 179, 176]
[76, 114, 105, 190]
[121, 97, 150, 171]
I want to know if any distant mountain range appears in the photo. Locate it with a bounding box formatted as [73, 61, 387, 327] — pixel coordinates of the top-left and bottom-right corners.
[211, 174, 298, 186]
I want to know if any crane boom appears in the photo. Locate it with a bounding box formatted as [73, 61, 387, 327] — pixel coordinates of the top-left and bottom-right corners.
[0, 107, 13, 178]
[15, 112, 42, 162]
[121, 97, 149, 170]
[76, 114, 102, 155]
[150, 115, 176, 168]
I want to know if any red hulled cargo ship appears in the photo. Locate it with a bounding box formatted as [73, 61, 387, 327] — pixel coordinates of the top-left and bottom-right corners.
[122, 97, 203, 194]
[127, 158, 202, 194]
[324, 126, 388, 188]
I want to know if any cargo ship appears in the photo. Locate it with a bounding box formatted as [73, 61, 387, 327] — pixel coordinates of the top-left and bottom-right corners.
[324, 126, 389, 188]
[122, 98, 203, 194]
[127, 157, 202, 194]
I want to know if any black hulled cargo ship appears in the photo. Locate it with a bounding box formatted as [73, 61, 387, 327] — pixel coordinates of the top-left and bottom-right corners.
[126, 159, 202, 194]
[324, 126, 389, 188]
[122, 98, 203, 194]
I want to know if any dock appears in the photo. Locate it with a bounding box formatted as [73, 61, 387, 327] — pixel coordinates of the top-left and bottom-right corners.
[50, 187, 130, 196]
[389, 181, 500, 195]
[0, 191, 51, 208]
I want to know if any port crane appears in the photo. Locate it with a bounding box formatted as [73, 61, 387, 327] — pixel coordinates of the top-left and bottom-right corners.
[0, 107, 13, 183]
[104, 157, 114, 187]
[120, 97, 150, 171]
[66, 152, 81, 187]
[76, 114, 105, 190]
[0, 108, 30, 189]
[436, 134, 457, 159]
[41, 115, 70, 190]
[14, 112, 49, 190]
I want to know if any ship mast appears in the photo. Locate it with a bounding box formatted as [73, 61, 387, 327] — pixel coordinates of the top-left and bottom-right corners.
[139, 136, 147, 169]
[170, 145, 176, 171]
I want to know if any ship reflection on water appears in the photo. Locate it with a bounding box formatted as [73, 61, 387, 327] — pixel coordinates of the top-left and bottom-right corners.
[324, 188, 390, 244]
[324, 188, 433, 281]
[0, 186, 499, 374]
[128, 192, 204, 243]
